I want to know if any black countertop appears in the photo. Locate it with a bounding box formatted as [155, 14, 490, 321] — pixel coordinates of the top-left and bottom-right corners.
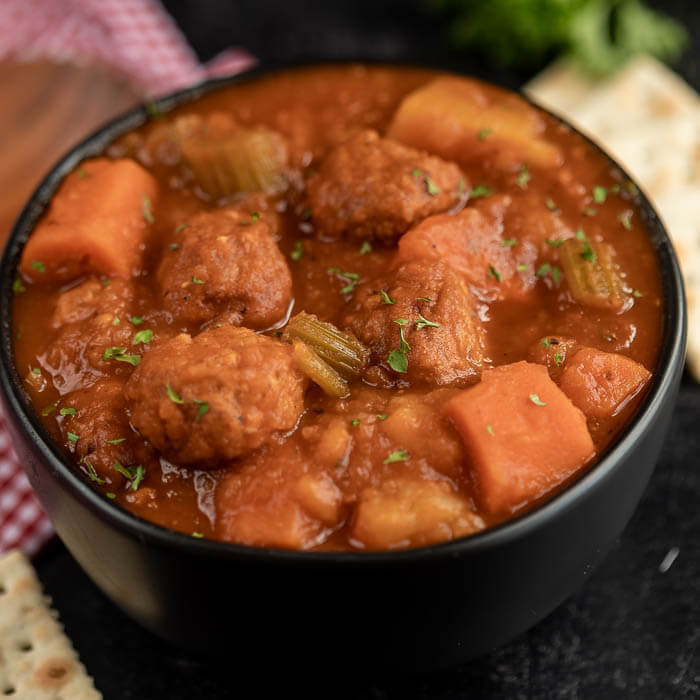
[35, 2, 700, 697]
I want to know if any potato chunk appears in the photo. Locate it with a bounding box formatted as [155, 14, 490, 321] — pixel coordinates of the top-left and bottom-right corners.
[387, 77, 563, 171]
[352, 478, 484, 550]
[443, 361, 595, 515]
[558, 347, 651, 420]
[20, 158, 158, 283]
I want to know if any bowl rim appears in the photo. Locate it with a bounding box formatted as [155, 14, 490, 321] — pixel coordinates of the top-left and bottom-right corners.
[0, 60, 687, 566]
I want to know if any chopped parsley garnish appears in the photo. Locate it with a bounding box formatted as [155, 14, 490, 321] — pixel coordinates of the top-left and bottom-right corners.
[250, 212, 260, 223]
[300, 206, 312, 221]
[470, 185, 492, 198]
[575, 228, 586, 240]
[166, 382, 184, 404]
[12, 278, 26, 294]
[486, 424, 494, 436]
[580, 242, 596, 262]
[101, 279, 112, 287]
[379, 290, 395, 305]
[383, 449, 410, 464]
[411, 168, 422, 178]
[168, 243, 180, 251]
[191, 275, 206, 285]
[31, 260, 46, 274]
[76, 169, 90, 179]
[191, 532, 204, 538]
[112, 316, 120, 326]
[83, 459, 105, 485]
[478, 128, 492, 140]
[141, 194, 154, 224]
[59, 407, 75, 416]
[593, 186, 607, 203]
[488, 264, 502, 283]
[457, 178, 467, 194]
[536, 263, 552, 279]
[174, 224, 186, 234]
[194, 400, 209, 421]
[415, 314, 440, 329]
[554, 352, 563, 366]
[516, 164, 530, 189]
[132, 329, 153, 345]
[67, 432, 80, 444]
[583, 207, 597, 217]
[377, 413, 388, 421]
[501, 238, 517, 247]
[633, 289, 644, 298]
[290, 241, 304, 261]
[545, 238, 563, 247]
[388, 319, 411, 373]
[328, 268, 360, 294]
[416, 296, 434, 302]
[529, 394, 546, 406]
[619, 212, 633, 230]
[394, 318, 409, 327]
[31, 368, 41, 375]
[107, 438, 126, 445]
[541, 337, 551, 348]
[112, 461, 145, 490]
[359, 241, 373, 255]
[351, 418, 361, 426]
[545, 198, 558, 211]
[552, 266, 561, 284]
[41, 403, 57, 416]
[129, 316, 144, 326]
[516, 264, 529, 272]
[106, 493, 116, 500]
[102, 346, 141, 366]
[424, 176, 441, 196]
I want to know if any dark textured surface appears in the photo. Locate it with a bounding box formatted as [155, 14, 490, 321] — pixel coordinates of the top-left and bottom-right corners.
[35, 2, 700, 698]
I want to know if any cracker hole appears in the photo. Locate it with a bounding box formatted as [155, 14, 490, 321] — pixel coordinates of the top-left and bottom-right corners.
[18, 641, 32, 653]
[2, 687, 15, 696]
[0, 584, 6, 595]
[47, 666, 67, 680]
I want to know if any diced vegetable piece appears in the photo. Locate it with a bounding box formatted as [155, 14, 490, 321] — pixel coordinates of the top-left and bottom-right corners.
[387, 78, 562, 171]
[443, 361, 595, 515]
[20, 158, 158, 283]
[286, 312, 370, 380]
[558, 347, 651, 420]
[559, 237, 628, 311]
[292, 341, 348, 398]
[177, 112, 288, 198]
[352, 478, 485, 550]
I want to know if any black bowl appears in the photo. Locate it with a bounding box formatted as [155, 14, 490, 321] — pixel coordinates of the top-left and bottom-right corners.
[0, 63, 687, 674]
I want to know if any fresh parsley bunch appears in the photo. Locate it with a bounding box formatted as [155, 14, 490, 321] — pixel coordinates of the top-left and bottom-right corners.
[429, 0, 687, 75]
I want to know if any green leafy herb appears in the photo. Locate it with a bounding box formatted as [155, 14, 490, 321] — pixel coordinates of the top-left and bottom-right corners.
[583, 207, 597, 217]
[102, 346, 141, 366]
[191, 275, 206, 285]
[59, 407, 75, 416]
[529, 394, 546, 406]
[545, 198, 558, 211]
[488, 264, 502, 283]
[351, 418, 361, 426]
[383, 449, 410, 464]
[101, 279, 112, 287]
[112, 316, 120, 326]
[545, 238, 563, 247]
[76, 168, 90, 179]
[580, 241, 596, 262]
[328, 267, 360, 294]
[633, 289, 644, 298]
[536, 263, 552, 279]
[83, 459, 105, 485]
[593, 186, 607, 203]
[174, 224, 186, 234]
[106, 493, 116, 500]
[250, 212, 260, 223]
[388, 319, 411, 373]
[359, 241, 373, 255]
[516, 263, 528, 272]
[67, 432, 80, 444]
[516, 164, 530, 189]
[194, 400, 209, 421]
[486, 424, 494, 436]
[416, 296, 434, 302]
[478, 128, 492, 140]
[31, 260, 46, 274]
[141, 194, 154, 224]
[411, 168, 422, 178]
[300, 206, 312, 221]
[168, 242, 180, 251]
[31, 368, 41, 375]
[166, 382, 184, 404]
[552, 265, 562, 284]
[191, 532, 204, 538]
[541, 337, 551, 348]
[129, 316, 143, 326]
[12, 278, 26, 294]
[554, 351, 563, 366]
[425, 176, 441, 195]
[377, 413, 388, 421]
[41, 402, 58, 416]
[394, 318, 409, 327]
[107, 438, 126, 445]
[469, 184, 492, 198]
[415, 314, 440, 329]
[575, 228, 586, 241]
[379, 290, 396, 305]
[501, 238, 517, 247]
[132, 329, 153, 345]
[619, 212, 633, 230]
[290, 241, 304, 261]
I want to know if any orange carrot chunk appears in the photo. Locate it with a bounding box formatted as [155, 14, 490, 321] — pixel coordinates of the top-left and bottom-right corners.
[443, 361, 595, 515]
[20, 158, 158, 284]
[558, 347, 651, 420]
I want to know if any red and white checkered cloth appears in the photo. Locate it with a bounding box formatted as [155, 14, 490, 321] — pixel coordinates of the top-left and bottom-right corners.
[0, 0, 255, 556]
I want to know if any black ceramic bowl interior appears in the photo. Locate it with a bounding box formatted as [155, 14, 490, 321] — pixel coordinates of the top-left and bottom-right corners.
[0, 63, 687, 674]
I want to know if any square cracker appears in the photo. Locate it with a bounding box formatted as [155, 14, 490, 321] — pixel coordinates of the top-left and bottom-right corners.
[0, 549, 102, 699]
[526, 55, 700, 376]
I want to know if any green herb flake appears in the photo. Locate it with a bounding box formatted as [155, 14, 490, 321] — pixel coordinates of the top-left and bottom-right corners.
[575, 228, 586, 241]
[101, 278, 112, 287]
[250, 212, 260, 223]
[536, 263, 552, 279]
[67, 432, 80, 444]
[191, 532, 204, 538]
[300, 206, 313, 221]
[410, 168, 422, 178]
[191, 275, 206, 285]
[501, 238, 517, 247]
[107, 438, 126, 445]
[541, 337, 551, 348]
[12, 278, 26, 295]
[470, 184, 492, 198]
[580, 241, 596, 262]
[141, 194, 154, 224]
[168, 242, 180, 251]
[545, 238, 563, 247]
[359, 241, 372, 255]
[31, 368, 41, 375]
[552, 265, 562, 284]
[174, 224, 186, 234]
[377, 413, 388, 421]
[416, 296, 434, 302]
[83, 459, 105, 485]
[583, 207, 597, 217]
[388, 321, 411, 373]
[516, 164, 530, 189]
[106, 493, 116, 500]
[166, 382, 184, 404]
[424, 176, 441, 196]
[529, 394, 546, 407]
[516, 264, 529, 272]
[129, 316, 144, 326]
[633, 289, 644, 298]
[132, 329, 153, 345]
[351, 418, 361, 426]
[379, 290, 395, 305]
[488, 264, 502, 283]
[290, 241, 304, 261]
[383, 449, 410, 464]
[394, 318, 409, 327]
[112, 316, 120, 326]
[619, 212, 633, 230]
[59, 407, 75, 416]
[593, 186, 608, 203]
[545, 198, 558, 211]
[415, 313, 440, 329]
[554, 352, 563, 367]
[328, 267, 360, 295]
[102, 346, 141, 366]
[478, 128, 492, 140]
[76, 168, 90, 179]
[130, 465, 145, 491]
[41, 403, 58, 417]
[195, 400, 209, 421]
[31, 260, 46, 274]
[486, 424, 494, 436]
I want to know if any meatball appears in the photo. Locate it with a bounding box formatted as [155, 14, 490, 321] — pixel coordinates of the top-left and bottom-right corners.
[157, 207, 292, 329]
[124, 325, 307, 465]
[341, 261, 488, 386]
[307, 129, 467, 244]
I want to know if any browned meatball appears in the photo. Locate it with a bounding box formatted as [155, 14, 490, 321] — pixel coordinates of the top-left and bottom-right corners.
[307, 129, 467, 244]
[157, 207, 292, 329]
[124, 325, 307, 465]
[341, 261, 488, 386]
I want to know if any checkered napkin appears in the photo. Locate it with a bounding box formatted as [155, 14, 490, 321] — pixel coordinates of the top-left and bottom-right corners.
[0, 0, 254, 556]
